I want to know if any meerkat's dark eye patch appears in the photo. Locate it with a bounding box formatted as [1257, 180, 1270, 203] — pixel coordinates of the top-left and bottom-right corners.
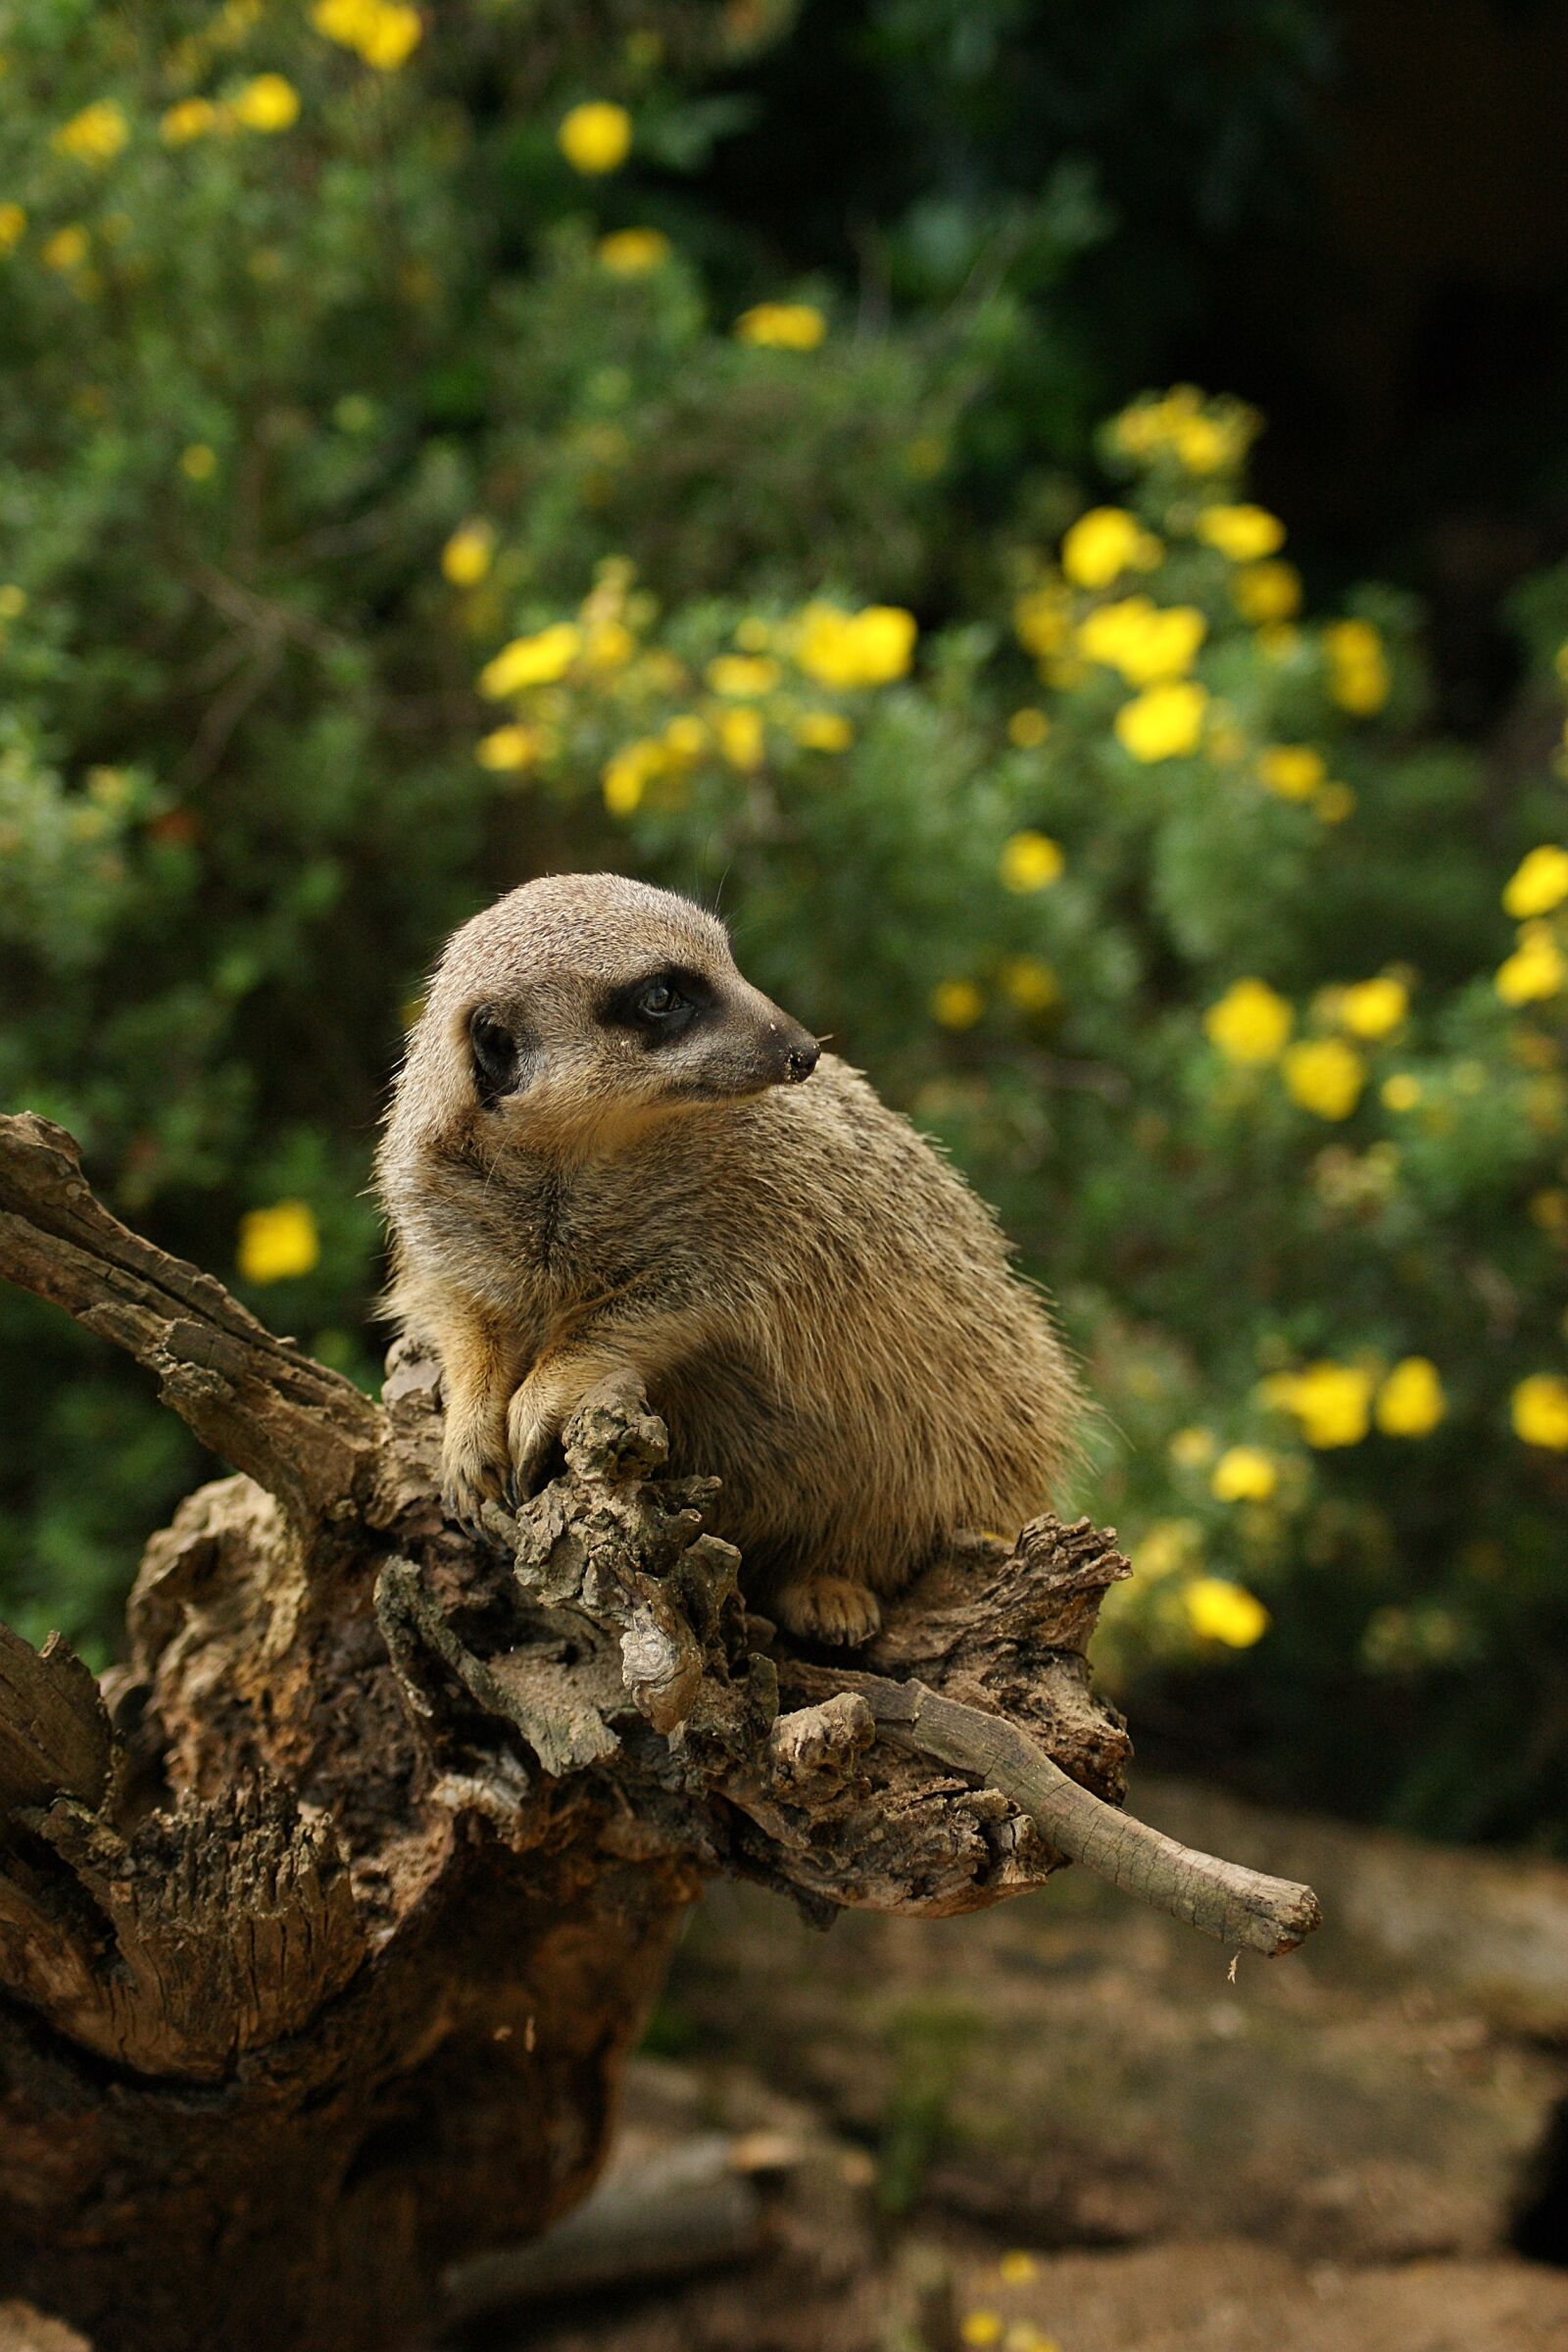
[468, 1007, 524, 1107]
[600, 965, 712, 1043]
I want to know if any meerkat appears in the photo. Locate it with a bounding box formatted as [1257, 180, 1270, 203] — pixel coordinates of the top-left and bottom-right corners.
[376, 873, 1081, 1645]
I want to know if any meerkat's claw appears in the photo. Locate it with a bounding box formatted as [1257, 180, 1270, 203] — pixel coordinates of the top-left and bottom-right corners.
[506, 1392, 564, 1499]
[771, 1574, 883, 1648]
[440, 1432, 510, 1534]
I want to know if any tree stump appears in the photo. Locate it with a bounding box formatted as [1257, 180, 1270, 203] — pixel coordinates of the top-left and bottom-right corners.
[0, 1112, 1318, 2351]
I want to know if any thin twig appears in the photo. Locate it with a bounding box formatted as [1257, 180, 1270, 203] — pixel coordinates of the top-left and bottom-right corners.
[859, 1674, 1321, 1956]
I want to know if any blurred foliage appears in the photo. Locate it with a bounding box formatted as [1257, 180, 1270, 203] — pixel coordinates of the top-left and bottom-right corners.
[1, 1, 1566, 1848]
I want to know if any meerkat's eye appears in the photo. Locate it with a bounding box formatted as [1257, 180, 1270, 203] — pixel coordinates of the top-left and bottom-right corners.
[602, 966, 710, 1040]
[468, 1008, 519, 1107]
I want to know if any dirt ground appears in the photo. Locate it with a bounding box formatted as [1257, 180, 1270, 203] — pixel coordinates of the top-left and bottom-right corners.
[476, 1775, 1568, 2352]
[8, 1778, 1568, 2352]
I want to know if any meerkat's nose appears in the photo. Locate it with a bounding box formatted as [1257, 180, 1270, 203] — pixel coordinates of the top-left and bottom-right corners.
[784, 1036, 820, 1083]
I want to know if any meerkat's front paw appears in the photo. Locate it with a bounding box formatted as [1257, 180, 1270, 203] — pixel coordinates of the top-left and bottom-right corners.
[505, 1380, 566, 1500]
[440, 1409, 512, 1532]
[506, 1359, 654, 1497]
[771, 1573, 883, 1648]
[441, 1446, 509, 1533]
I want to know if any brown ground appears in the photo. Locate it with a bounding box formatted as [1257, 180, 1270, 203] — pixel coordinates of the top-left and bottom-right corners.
[9, 1780, 1568, 2352]
[491, 1775, 1568, 2352]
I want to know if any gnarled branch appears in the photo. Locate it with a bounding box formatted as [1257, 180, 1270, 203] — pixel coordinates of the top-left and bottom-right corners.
[0, 1109, 1318, 2352]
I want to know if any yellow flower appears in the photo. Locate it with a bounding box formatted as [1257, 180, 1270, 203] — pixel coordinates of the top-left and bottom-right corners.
[1231, 559, 1301, 624]
[356, 2, 423, 70]
[716, 707, 764, 769]
[794, 710, 853, 752]
[1197, 504, 1286, 562]
[0, 203, 24, 254]
[602, 736, 666, 815]
[1257, 744, 1324, 801]
[1077, 597, 1206, 685]
[238, 1200, 319, 1284]
[793, 602, 916, 688]
[1013, 582, 1071, 659]
[1210, 1446, 1278, 1502]
[1496, 924, 1566, 1006]
[1512, 1373, 1568, 1450]
[1061, 507, 1162, 590]
[597, 226, 670, 274]
[479, 623, 581, 696]
[1283, 1037, 1365, 1119]
[582, 618, 635, 670]
[1171, 412, 1250, 473]
[735, 301, 827, 350]
[180, 443, 217, 481]
[998, 2252, 1038, 2287]
[475, 724, 539, 772]
[1375, 1357, 1446, 1438]
[161, 98, 219, 145]
[1314, 780, 1356, 824]
[231, 74, 300, 131]
[53, 101, 128, 165]
[1114, 680, 1207, 762]
[999, 956, 1058, 1012]
[1339, 975, 1408, 1038]
[959, 2316, 1004, 2350]
[662, 714, 709, 760]
[932, 979, 984, 1030]
[1205, 977, 1292, 1065]
[558, 101, 633, 174]
[441, 520, 494, 586]
[1007, 707, 1050, 748]
[42, 224, 89, 272]
[1530, 1188, 1568, 1234]
[999, 831, 1064, 893]
[1502, 845, 1568, 919]
[314, 1, 420, 71]
[1264, 1361, 1373, 1447]
[1324, 617, 1391, 714]
[1166, 1428, 1214, 1473]
[1185, 1578, 1270, 1647]
[1381, 1072, 1422, 1111]
[706, 653, 780, 697]
[1132, 1520, 1200, 1580]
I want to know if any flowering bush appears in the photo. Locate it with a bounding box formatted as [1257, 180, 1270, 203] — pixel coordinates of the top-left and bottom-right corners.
[0, 5, 1563, 1841]
[455, 386, 1568, 1837]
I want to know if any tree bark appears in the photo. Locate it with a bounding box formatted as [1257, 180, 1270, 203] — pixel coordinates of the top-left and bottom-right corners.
[0, 1111, 1318, 2351]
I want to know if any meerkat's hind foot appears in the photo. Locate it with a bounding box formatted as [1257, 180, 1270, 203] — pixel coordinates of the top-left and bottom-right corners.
[771, 1573, 883, 1648]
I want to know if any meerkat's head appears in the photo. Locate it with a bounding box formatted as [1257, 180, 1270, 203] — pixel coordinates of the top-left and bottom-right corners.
[402, 873, 820, 1155]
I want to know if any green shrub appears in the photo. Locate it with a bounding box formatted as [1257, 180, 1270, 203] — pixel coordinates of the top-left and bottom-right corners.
[1, 4, 1564, 1851]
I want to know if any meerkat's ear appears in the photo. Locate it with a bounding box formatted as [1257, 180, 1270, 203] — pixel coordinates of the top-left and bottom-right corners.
[468, 1006, 524, 1109]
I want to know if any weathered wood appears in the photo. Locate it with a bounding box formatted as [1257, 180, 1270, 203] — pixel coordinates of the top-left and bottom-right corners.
[440, 2134, 766, 2320]
[0, 1112, 381, 1522]
[0, 1110, 1318, 2351]
[856, 1677, 1321, 1954]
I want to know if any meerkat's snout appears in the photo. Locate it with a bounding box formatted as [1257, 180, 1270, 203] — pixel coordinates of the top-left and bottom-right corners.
[759, 1015, 820, 1087]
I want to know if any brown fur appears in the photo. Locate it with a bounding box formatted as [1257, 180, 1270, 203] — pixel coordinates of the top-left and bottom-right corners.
[376, 873, 1081, 1644]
